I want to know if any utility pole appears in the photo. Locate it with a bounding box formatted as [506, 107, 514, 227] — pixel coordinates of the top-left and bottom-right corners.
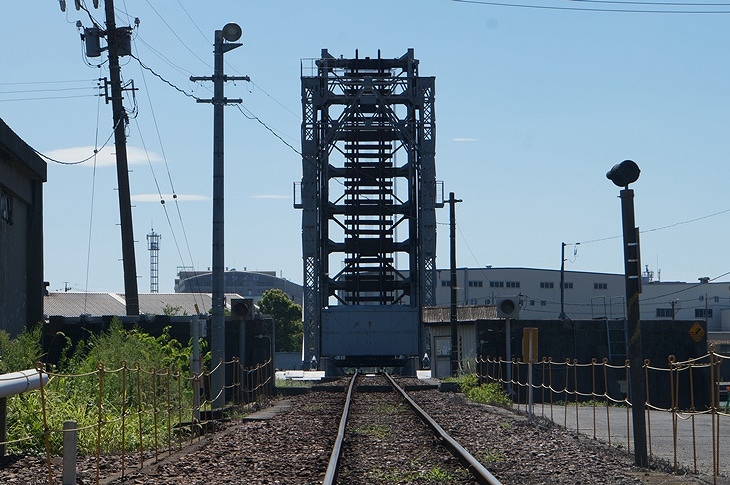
[103, 0, 139, 315]
[190, 23, 248, 409]
[61, 0, 138, 314]
[448, 192, 462, 377]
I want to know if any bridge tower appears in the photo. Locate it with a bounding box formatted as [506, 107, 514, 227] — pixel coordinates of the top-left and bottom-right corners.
[297, 49, 440, 369]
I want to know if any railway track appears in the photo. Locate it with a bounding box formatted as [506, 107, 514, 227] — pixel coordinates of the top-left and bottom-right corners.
[323, 372, 502, 485]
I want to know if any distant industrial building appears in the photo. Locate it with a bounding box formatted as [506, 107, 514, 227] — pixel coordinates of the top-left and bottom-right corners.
[0, 118, 46, 336]
[43, 292, 244, 318]
[174, 269, 303, 305]
[433, 266, 730, 332]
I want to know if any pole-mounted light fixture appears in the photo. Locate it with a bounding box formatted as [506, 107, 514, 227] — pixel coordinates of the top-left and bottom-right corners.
[606, 159, 641, 188]
[222, 22, 242, 42]
[607, 158, 647, 467]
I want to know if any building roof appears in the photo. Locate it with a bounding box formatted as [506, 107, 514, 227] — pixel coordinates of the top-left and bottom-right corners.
[0, 118, 46, 182]
[44, 292, 243, 318]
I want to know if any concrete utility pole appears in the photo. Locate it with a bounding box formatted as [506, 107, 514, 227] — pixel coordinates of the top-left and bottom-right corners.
[103, 0, 139, 316]
[448, 192, 462, 377]
[190, 23, 248, 409]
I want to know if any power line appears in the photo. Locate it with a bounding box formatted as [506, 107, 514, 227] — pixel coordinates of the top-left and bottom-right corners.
[128, 52, 202, 101]
[578, 0, 730, 5]
[141, 0, 211, 69]
[33, 121, 119, 165]
[0, 79, 96, 86]
[0, 87, 97, 94]
[449, 0, 730, 13]
[0, 94, 98, 103]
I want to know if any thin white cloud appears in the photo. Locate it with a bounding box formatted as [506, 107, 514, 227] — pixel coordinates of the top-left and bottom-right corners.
[45, 145, 162, 167]
[132, 193, 209, 202]
[250, 194, 291, 200]
[452, 138, 479, 142]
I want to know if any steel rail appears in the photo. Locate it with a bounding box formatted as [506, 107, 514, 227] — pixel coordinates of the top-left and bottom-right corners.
[383, 373, 503, 485]
[322, 371, 358, 485]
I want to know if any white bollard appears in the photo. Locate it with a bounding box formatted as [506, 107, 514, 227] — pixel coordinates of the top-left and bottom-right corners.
[62, 420, 77, 485]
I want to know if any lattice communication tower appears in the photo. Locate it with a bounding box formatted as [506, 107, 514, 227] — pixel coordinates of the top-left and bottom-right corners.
[147, 229, 161, 294]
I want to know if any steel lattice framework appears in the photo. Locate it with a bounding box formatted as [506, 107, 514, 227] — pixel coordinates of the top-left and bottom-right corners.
[298, 49, 438, 365]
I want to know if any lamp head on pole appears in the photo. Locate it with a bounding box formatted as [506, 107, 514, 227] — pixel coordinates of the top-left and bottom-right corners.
[222, 22, 242, 42]
[606, 160, 641, 188]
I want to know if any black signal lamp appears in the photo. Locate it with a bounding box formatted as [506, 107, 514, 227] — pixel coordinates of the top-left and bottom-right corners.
[606, 160, 641, 188]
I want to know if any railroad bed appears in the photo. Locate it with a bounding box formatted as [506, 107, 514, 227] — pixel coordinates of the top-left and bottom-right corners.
[3, 376, 708, 484]
[327, 373, 491, 484]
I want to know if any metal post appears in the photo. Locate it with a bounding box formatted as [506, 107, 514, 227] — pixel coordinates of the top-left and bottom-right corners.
[104, 0, 139, 315]
[448, 192, 462, 377]
[0, 397, 5, 457]
[505, 317, 512, 397]
[191, 315, 201, 421]
[620, 188, 648, 467]
[62, 420, 77, 485]
[559, 242, 566, 320]
[190, 25, 247, 409]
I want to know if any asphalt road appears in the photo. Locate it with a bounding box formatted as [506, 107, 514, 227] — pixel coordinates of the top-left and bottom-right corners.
[525, 402, 729, 479]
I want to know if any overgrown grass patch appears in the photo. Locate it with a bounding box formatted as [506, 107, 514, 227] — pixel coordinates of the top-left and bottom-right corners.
[2, 319, 198, 456]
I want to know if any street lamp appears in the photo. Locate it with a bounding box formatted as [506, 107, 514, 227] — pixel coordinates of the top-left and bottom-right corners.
[190, 23, 248, 410]
[607, 159, 647, 467]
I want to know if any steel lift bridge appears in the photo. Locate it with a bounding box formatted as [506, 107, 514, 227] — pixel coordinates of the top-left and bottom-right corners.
[296, 49, 442, 374]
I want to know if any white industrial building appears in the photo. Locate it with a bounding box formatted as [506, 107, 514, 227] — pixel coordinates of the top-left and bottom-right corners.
[432, 267, 730, 332]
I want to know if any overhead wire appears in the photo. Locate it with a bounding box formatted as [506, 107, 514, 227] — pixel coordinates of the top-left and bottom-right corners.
[33, 117, 120, 166]
[449, 0, 730, 13]
[123, 2, 204, 304]
[83, 65, 104, 311]
[140, 0, 212, 70]
[134, 26, 730, 298]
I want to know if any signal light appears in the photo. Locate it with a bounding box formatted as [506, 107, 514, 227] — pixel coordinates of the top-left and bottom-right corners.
[606, 160, 640, 188]
[496, 297, 521, 318]
[231, 298, 254, 320]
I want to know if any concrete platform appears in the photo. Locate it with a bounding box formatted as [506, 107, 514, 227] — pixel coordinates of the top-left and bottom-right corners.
[242, 400, 292, 421]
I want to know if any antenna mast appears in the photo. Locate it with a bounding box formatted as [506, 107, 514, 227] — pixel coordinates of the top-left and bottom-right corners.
[147, 229, 161, 293]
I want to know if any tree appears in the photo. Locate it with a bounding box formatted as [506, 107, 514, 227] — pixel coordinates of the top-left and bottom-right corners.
[257, 289, 303, 352]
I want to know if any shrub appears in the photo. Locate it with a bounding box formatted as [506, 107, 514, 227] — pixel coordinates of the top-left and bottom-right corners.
[0, 324, 43, 373]
[5, 318, 197, 455]
[466, 382, 512, 406]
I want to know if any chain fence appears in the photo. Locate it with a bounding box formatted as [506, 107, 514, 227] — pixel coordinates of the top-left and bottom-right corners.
[477, 347, 729, 482]
[1, 356, 273, 484]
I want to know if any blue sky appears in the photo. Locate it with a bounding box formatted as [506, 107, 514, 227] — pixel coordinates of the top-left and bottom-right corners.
[2, 1, 730, 294]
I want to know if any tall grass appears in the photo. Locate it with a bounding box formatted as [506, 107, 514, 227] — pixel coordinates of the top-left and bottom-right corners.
[2, 319, 197, 455]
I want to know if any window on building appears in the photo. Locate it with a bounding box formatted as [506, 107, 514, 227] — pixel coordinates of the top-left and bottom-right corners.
[695, 308, 713, 318]
[540, 300, 547, 306]
[441, 280, 451, 287]
[656, 308, 673, 318]
[489, 281, 504, 288]
[468, 280, 483, 288]
[540, 282, 554, 289]
[594, 283, 608, 290]
[564, 282, 574, 289]
[0, 190, 11, 224]
[506, 281, 520, 288]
